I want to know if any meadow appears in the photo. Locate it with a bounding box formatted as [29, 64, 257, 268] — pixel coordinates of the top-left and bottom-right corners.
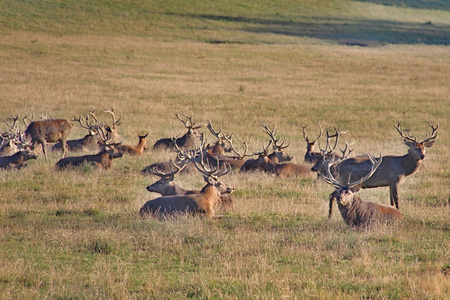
[0, 0, 449, 298]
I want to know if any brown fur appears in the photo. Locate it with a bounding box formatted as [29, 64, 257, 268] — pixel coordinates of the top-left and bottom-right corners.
[55, 148, 123, 170]
[25, 119, 72, 158]
[0, 150, 37, 169]
[115, 133, 148, 155]
[335, 187, 403, 229]
[140, 176, 234, 217]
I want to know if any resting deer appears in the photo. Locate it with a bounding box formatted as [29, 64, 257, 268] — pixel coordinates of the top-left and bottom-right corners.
[140, 154, 234, 218]
[146, 160, 234, 212]
[1, 115, 21, 156]
[204, 120, 233, 155]
[55, 127, 123, 170]
[115, 133, 148, 155]
[24, 115, 72, 158]
[321, 121, 438, 213]
[320, 154, 403, 229]
[0, 149, 37, 169]
[302, 124, 324, 164]
[153, 113, 202, 150]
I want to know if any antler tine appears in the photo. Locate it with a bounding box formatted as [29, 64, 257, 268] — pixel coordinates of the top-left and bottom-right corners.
[421, 121, 438, 144]
[103, 108, 122, 129]
[347, 154, 383, 188]
[224, 134, 249, 158]
[319, 156, 344, 189]
[205, 120, 222, 139]
[302, 125, 309, 142]
[22, 114, 33, 128]
[4, 115, 19, 131]
[150, 159, 186, 178]
[395, 121, 416, 144]
[253, 140, 272, 156]
[340, 140, 355, 158]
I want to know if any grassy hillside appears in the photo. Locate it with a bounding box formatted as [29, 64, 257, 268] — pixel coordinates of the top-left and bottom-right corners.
[0, 1, 449, 299]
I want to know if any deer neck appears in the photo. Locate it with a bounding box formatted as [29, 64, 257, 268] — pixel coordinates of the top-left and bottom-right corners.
[200, 184, 220, 200]
[172, 184, 187, 195]
[401, 152, 423, 176]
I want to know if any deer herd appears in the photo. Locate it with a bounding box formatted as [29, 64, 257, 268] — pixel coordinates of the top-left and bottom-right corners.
[0, 110, 439, 230]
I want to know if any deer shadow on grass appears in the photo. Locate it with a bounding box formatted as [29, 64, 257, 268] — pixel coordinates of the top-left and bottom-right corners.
[180, 14, 450, 46]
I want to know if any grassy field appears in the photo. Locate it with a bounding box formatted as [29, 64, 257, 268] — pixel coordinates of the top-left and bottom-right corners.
[0, 0, 449, 299]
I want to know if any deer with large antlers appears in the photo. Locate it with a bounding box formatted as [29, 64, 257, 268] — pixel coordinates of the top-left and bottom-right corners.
[320, 155, 402, 229]
[321, 121, 438, 216]
[153, 113, 202, 150]
[140, 151, 234, 218]
[55, 126, 123, 170]
[146, 160, 234, 212]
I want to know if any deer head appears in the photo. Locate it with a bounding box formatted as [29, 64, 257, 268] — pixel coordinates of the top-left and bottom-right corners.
[395, 121, 438, 161]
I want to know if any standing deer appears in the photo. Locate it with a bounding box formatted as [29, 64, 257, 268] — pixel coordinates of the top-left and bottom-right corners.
[153, 113, 202, 150]
[115, 133, 148, 155]
[24, 116, 72, 158]
[321, 121, 438, 215]
[55, 127, 123, 170]
[140, 157, 234, 218]
[320, 155, 403, 229]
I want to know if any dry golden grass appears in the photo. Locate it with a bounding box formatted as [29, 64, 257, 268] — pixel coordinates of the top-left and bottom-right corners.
[0, 3, 449, 298]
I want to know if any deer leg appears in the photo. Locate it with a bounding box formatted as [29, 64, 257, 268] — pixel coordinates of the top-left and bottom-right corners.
[60, 139, 67, 158]
[389, 183, 400, 209]
[40, 141, 48, 159]
[329, 190, 338, 218]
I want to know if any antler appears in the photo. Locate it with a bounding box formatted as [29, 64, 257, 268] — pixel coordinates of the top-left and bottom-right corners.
[223, 134, 250, 159]
[103, 108, 122, 129]
[339, 140, 355, 158]
[421, 122, 438, 144]
[261, 123, 290, 150]
[149, 159, 187, 179]
[395, 121, 417, 144]
[302, 124, 323, 144]
[193, 149, 230, 180]
[175, 112, 202, 130]
[347, 154, 383, 188]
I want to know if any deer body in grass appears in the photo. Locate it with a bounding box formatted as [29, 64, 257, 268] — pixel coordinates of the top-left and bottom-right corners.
[140, 155, 234, 218]
[55, 127, 123, 170]
[240, 124, 293, 172]
[320, 154, 403, 229]
[146, 160, 234, 212]
[0, 149, 37, 169]
[23, 116, 72, 158]
[153, 113, 202, 150]
[320, 122, 438, 214]
[115, 133, 148, 155]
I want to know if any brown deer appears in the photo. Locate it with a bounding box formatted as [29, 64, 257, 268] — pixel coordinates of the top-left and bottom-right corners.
[204, 120, 233, 155]
[0, 149, 37, 169]
[115, 133, 148, 155]
[153, 113, 202, 150]
[1, 116, 21, 156]
[320, 154, 403, 229]
[322, 121, 438, 214]
[24, 115, 72, 158]
[55, 127, 123, 170]
[140, 156, 234, 218]
[146, 160, 234, 212]
[310, 127, 348, 172]
[205, 134, 250, 170]
[302, 124, 324, 164]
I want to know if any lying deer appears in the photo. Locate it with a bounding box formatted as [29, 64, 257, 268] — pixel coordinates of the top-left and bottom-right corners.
[320, 121, 438, 212]
[320, 155, 403, 229]
[0, 149, 37, 169]
[146, 160, 234, 212]
[153, 113, 202, 150]
[140, 153, 234, 218]
[55, 127, 123, 170]
[115, 133, 148, 155]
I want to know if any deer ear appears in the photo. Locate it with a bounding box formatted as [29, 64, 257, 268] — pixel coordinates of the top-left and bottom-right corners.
[424, 140, 435, 148]
[351, 186, 361, 193]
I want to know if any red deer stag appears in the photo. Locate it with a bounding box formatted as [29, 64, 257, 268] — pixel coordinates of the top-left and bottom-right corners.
[0, 149, 37, 169]
[55, 127, 123, 170]
[302, 124, 324, 164]
[146, 160, 234, 212]
[204, 120, 233, 155]
[52, 114, 103, 153]
[153, 113, 202, 150]
[24, 115, 72, 158]
[140, 154, 234, 218]
[320, 154, 403, 229]
[1, 115, 21, 156]
[322, 121, 438, 214]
